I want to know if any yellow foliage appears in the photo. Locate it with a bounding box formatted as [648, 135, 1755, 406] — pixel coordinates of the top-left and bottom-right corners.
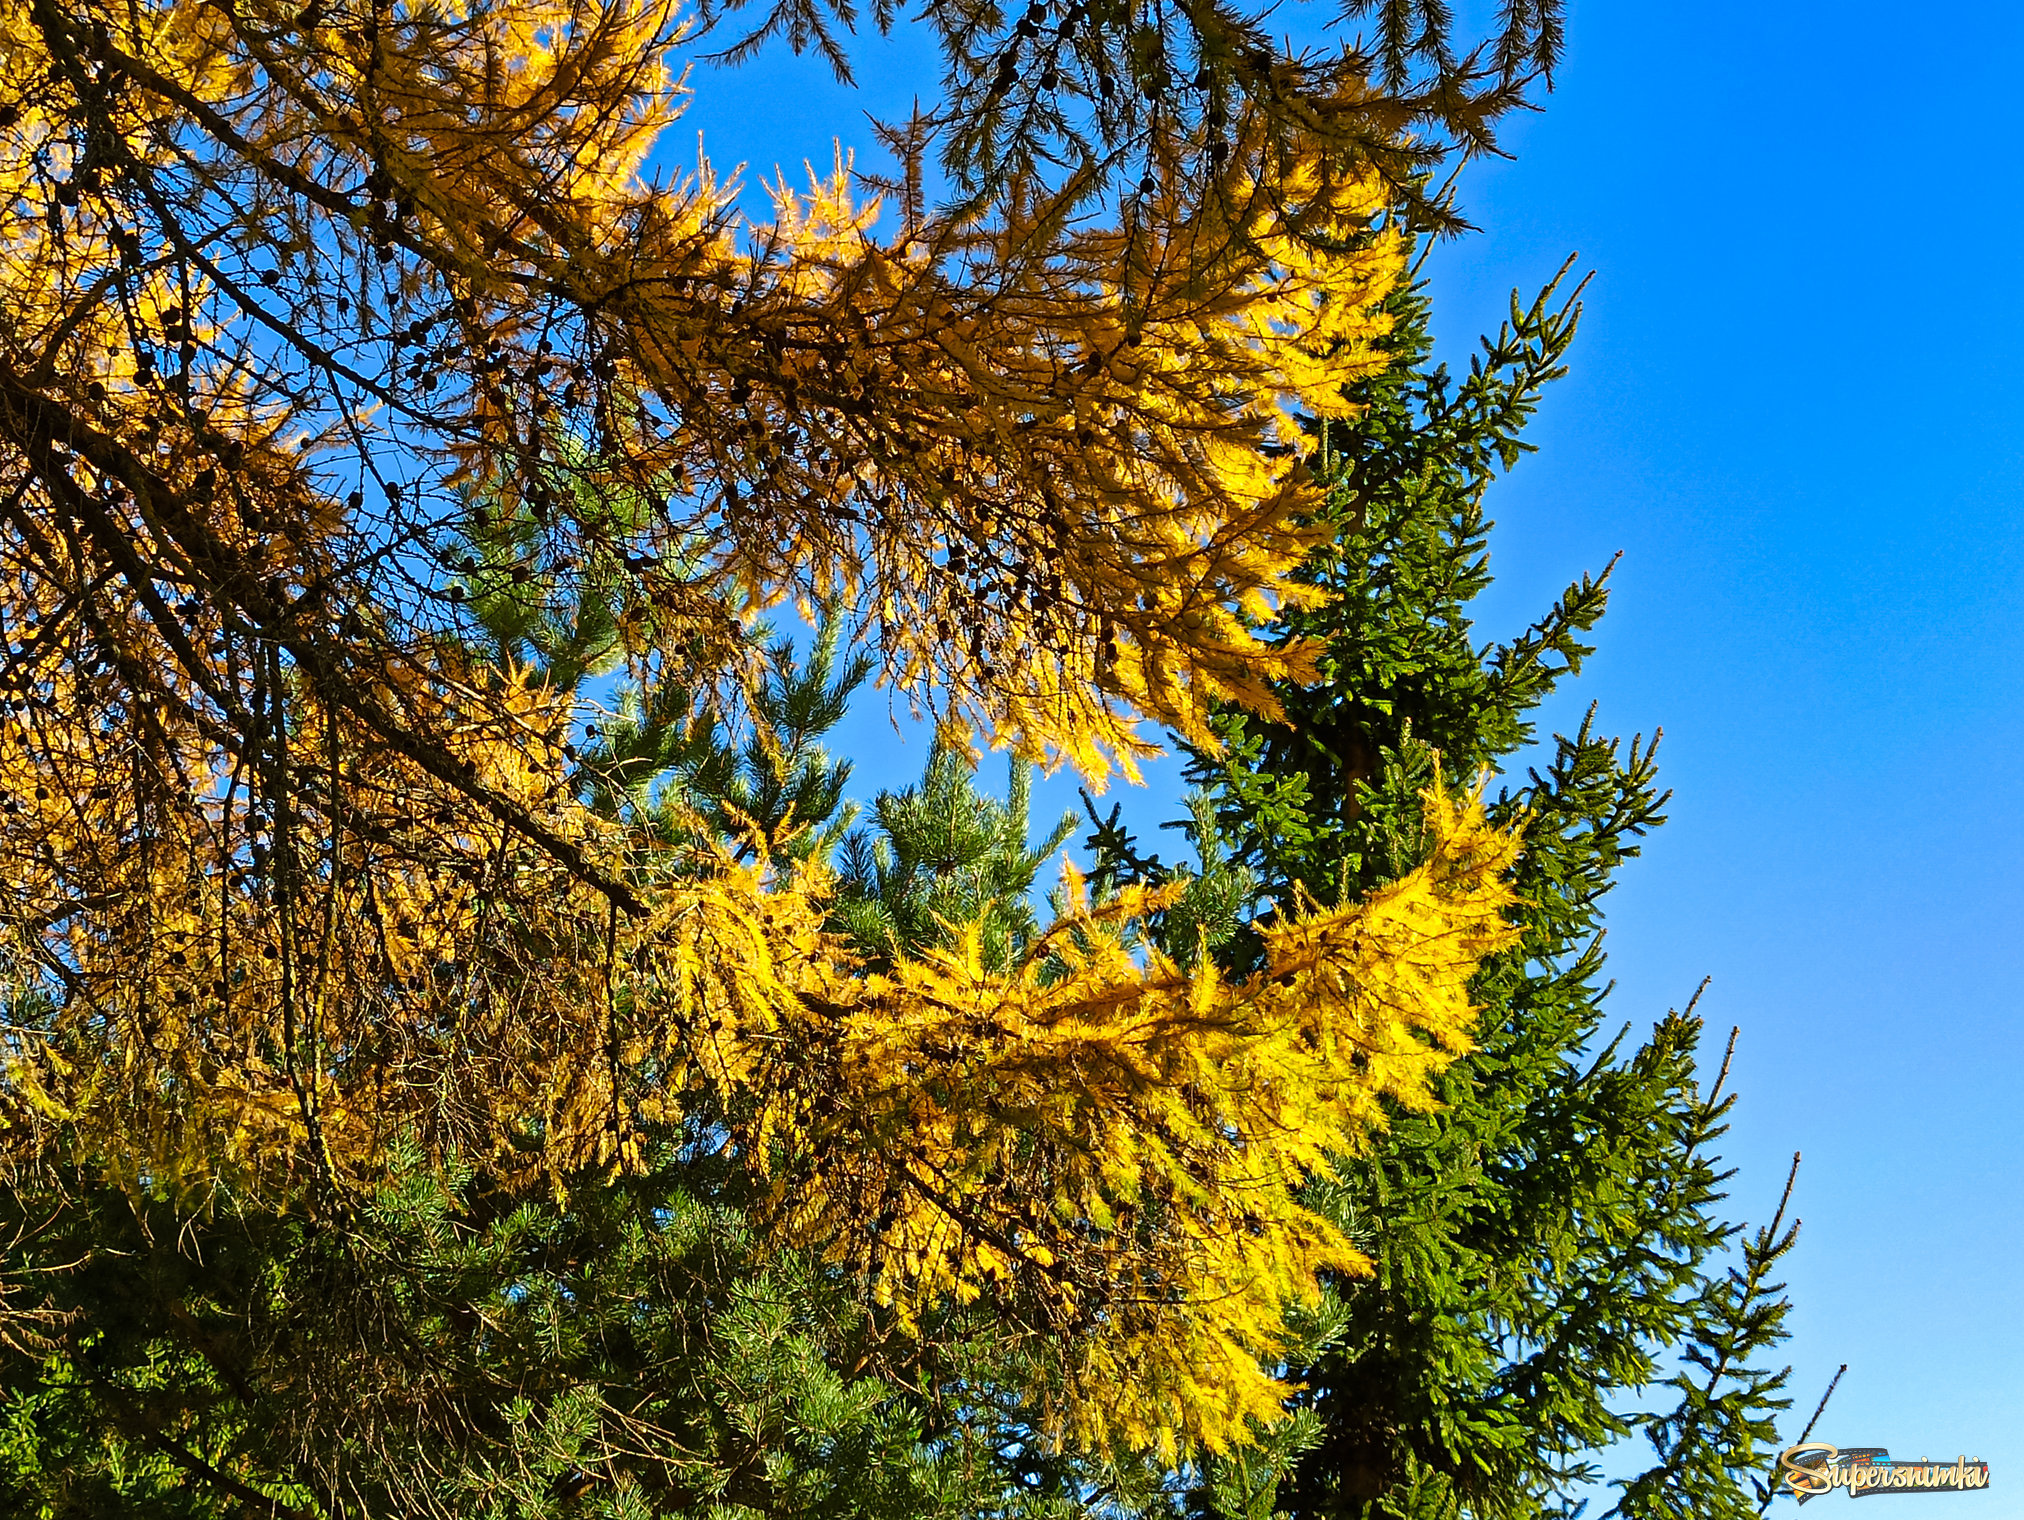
[743, 784, 1521, 1456]
[1, 0, 1401, 784]
[0, 0, 1503, 1463]
[1, 694, 1518, 1456]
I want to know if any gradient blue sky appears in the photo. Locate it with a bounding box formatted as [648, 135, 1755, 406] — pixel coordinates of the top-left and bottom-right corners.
[672, 0, 2024, 1503]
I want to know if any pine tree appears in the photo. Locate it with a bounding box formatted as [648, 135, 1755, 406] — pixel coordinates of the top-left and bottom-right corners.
[832, 745, 1075, 972]
[454, 458, 876, 872]
[0, 1134, 1018, 1520]
[0, 608, 985, 1519]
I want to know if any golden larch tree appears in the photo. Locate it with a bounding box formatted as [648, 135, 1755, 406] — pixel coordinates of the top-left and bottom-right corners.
[0, 0, 1534, 1462]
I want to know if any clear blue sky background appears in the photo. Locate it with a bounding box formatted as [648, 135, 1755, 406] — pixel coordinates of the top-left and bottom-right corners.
[670, 0, 2024, 1504]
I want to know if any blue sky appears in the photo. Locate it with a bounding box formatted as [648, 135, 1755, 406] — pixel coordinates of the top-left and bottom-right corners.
[671, 0, 2024, 1503]
[1419, 0, 2024, 1502]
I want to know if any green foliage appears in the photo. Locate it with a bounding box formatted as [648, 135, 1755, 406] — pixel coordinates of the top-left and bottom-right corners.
[1195, 258, 1609, 927]
[1094, 266, 1798, 1520]
[457, 442, 673, 698]
[458, 474, 875, 873]
[1610, 1149, 1804, 1520]
[0, 1139, 1008, 1520]
[832, 745, 1076, 971]
[633, 620, 873, 870]
[1079, 789, 1255, 970]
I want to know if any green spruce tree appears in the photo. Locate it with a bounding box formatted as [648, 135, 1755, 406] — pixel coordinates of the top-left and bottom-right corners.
[1089, 264, 1799, 1520]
